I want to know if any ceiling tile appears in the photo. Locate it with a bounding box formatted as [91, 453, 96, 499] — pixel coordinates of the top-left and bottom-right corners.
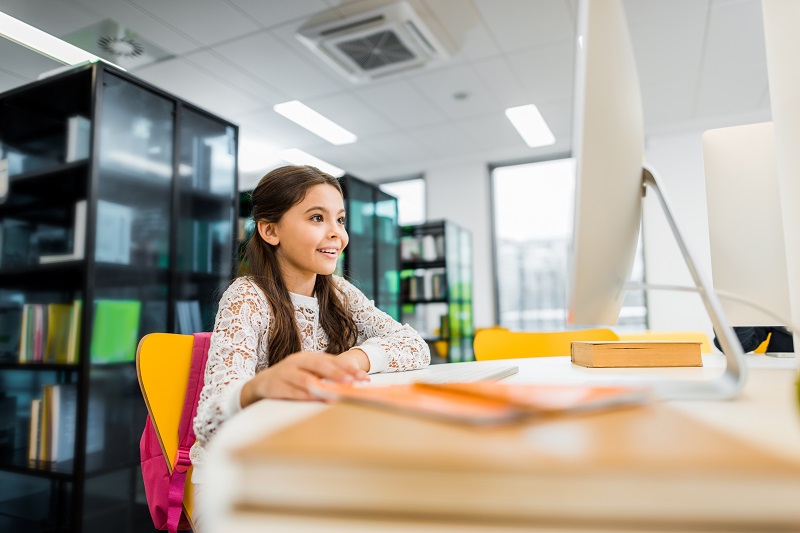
[227, 0, 330, 29]
[359, 130, 433, 163]
[456, 112, 528, 152]
[627, 0, 708, 87]
[409, 63, 500, 120]
[128, 0, 259, 47]
[76, 0, 199, 54]
[695, 0, 768, 118]
[181, 49, 287, 105]
[473, 0, 573, 53]
[416, 0, 499, 61]
[303, 92, 397, 137]
[472, 56, 529, 109]
[505, 40, 574, 106]
[133, 57, 263, 120]
[351, 79, 447, 129]
[410, 122, 478, 158]
[0, 68, 29, 94]
[0, 0, 103, 36]
[0, 39, 63, 81]
[212, 31, 347, 100]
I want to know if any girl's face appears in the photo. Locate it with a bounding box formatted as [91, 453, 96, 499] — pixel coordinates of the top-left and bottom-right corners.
[259, 183, 349, 283]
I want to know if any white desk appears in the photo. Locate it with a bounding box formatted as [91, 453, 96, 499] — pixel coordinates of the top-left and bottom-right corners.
[202, 355, 800, 532]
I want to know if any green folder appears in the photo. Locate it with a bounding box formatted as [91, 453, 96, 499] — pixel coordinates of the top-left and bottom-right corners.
[90, 300, 141, 363]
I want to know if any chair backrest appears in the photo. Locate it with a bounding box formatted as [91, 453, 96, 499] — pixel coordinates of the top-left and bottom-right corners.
[136, 333, 197, 530]
[474, 328, 619, 360]
[617, 331, 713, 354]
[754, 333, 771, 354]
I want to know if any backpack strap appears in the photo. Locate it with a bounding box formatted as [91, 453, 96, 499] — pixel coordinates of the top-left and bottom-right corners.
[167, 332, 212, 533]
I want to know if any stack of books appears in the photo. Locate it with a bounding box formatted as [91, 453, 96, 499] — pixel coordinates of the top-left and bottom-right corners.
[18, 301, 81, 364]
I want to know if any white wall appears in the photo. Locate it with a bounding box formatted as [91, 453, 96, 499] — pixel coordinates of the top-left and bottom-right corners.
[642, 131, 715, 340]
[425, 162, 496, 329]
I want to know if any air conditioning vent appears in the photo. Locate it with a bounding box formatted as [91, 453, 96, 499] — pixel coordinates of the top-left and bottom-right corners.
[297, 1, 448, 83]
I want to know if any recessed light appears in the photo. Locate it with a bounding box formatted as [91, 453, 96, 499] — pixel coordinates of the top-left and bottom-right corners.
[273, 101, 357, 146]
[504, 104, 556, 148]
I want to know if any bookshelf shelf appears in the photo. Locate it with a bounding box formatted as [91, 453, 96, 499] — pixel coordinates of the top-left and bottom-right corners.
[0, 449, 74, 480]
[8, 160, 89, 185]
[0, 63, 238, 532]
[401, 259, 446, 270]
[400, 220, 474, 363]
[0, 363, 80, 371]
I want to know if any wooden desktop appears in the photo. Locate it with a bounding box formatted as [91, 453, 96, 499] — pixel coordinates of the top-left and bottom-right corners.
[200, 354, 800, 532]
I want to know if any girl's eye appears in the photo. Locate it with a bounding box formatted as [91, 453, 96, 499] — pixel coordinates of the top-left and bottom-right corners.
[338, 217, 346, 225]
[310, 214, 323, 222]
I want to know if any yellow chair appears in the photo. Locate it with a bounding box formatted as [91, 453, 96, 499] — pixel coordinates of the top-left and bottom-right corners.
[617, 331, 713, 354]
[474, 328, 619, 360]
[136, 333, 198, 531]
[754, 333, 771, 354]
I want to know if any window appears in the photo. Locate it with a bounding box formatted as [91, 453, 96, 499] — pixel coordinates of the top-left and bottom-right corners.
[492, 158, 647, 331]
[379, 177, 425, 226]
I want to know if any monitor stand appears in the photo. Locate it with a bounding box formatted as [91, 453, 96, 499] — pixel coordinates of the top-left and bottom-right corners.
[627, 166, 747, 400]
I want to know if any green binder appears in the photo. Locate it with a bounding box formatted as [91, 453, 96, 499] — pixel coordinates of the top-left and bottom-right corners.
[89, 300, 141, 363]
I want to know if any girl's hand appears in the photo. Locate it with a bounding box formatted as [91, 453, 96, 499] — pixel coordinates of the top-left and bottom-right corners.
[337, 348, 371, 373]
[241, 351, 368, 405]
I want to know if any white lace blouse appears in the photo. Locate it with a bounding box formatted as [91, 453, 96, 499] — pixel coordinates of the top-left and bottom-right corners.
[190, 275, 430, 466]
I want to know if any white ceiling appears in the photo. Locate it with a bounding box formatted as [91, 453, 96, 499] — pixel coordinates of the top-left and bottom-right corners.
[0, 0, 771, 189]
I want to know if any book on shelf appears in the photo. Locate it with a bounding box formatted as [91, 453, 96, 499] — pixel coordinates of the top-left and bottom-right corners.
[39, 200, 87, 264]
[18, 301, 81, 364]
[570, 340, 703, 368]
[44, 304, 72, 363]
[28, 384, 87, 463]
[49, 384, 77, 463]
[0, 157, 8, 202]
[228, 400, 800, 528]
[28, 398, 42, 461]
[65, 115, 91, 163]
[89, 299, 141, 363]
[95, 200, 133, 265]
[175, 300, 203, 334]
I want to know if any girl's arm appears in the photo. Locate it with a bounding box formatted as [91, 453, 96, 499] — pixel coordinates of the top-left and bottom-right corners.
[336, 276, 431, 373]
[193, 278, 268, 448]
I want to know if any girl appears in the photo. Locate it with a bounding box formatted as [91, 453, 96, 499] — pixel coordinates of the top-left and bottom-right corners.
[190, 164, 430, 473]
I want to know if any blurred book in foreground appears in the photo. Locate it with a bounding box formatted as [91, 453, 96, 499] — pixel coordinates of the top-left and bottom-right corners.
[311, 381, 652, 424]
[229, 398, 800, 529]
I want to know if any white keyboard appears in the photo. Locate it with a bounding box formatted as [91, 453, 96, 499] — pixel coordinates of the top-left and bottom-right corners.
[369, 364, 519, 386]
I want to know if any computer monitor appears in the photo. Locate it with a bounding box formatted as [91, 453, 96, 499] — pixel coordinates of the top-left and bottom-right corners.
[567, 0, 746, 399]
[703, 122, 792, 327]
[762, 0, 800, 352]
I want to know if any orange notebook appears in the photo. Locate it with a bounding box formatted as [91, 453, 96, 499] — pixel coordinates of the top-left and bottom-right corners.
[310, 380, 652, 424]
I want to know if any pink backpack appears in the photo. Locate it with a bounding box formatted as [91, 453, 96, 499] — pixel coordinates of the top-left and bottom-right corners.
[140, 332, 210, 532]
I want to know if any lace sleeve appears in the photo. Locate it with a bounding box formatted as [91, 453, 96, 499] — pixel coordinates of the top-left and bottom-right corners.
[193, 278, 270, 448]
[335, 276, 430, 373]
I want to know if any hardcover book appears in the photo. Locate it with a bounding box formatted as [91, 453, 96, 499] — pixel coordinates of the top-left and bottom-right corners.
[571, 340, 703, 368]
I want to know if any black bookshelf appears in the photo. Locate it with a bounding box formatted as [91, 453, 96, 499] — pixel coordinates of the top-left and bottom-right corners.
[0, 62, 238, 532]
[400, 220, 474, 363]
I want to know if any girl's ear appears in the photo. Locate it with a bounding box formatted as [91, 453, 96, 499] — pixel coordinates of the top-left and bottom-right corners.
[257, 220, 280, 246]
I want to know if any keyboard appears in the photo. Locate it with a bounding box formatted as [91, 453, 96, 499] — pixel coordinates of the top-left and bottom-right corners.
[419, 364, 519, 384]
[369, 364, 519, 386]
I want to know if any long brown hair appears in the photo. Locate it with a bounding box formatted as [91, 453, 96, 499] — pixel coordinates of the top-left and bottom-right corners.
[244, 165, 358, 365]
